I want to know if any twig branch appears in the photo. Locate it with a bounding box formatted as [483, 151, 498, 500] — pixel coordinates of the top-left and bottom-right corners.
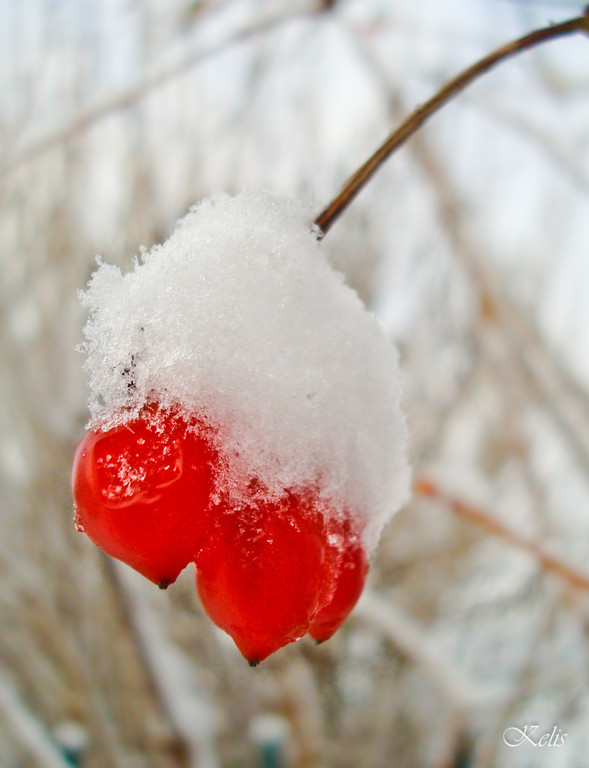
[406, 108, 589, 475]
[1, 5, 326, 178]
[415, 477, 589, 593]
[0, 679, 72, 768]
[279, 658, 325, 768]
[315, 13, 589, 235]
[471, 96, 589, 193]
[108, 561, 219, 768]
[354, 591, 484, 713]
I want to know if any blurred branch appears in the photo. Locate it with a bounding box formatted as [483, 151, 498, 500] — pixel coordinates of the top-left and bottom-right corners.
[415, 477, 589, 593]
[0, 3, 327, 179]
[0, 540, 129, 766]
[410, 135, 589, 475]
[470, 96, 589, 193]
[474, 594, 562, 768]
[354, 591, 484, 714]
[358, 33, 589, 476]
[315, 12, 589, 235]
[0, 679, 72, 768]
[108, 561, 219, 768]
[346, 15, 589, 477]
[279, 657, 325, 768]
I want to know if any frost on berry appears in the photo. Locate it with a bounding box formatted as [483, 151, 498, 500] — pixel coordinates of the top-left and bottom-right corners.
[74, 190, 410, 657]
[196, 491, 328, 664]
[72, 406, 217, 586]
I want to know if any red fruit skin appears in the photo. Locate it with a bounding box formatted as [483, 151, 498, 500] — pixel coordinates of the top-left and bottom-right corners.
[309, 521, 368, 643]
[72, 407, 217, 587]
[195, 494, 326, 664]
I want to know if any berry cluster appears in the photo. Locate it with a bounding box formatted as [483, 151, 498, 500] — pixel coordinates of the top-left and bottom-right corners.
[72, 404, 368, 664]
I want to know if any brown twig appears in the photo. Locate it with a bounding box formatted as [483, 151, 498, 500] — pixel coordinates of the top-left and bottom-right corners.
[315, 13, 589, 235]
[415, 477, 589, 594]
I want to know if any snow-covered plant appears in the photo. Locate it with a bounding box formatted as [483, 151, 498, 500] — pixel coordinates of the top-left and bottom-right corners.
[72, 191, 410, 662]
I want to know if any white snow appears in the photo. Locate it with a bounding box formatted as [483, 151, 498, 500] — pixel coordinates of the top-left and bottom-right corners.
[80, 190, 410, 551]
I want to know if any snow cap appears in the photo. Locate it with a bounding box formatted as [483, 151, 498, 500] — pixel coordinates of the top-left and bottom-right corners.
[80, 191, 410, 551]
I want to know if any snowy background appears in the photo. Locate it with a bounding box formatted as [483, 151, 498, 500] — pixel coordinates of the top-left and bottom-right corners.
[1, 0, 589, 766]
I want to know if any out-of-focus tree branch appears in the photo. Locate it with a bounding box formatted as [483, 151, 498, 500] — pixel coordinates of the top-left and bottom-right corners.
[346, 15, 589, 477]
[0, 680, 73, 768]
[0, 2, 329, 179]
[108, 561, 219, 768]
[354, 591, 485, 713]
[415, 476, 589, 593]
[470, 96, 589, 193]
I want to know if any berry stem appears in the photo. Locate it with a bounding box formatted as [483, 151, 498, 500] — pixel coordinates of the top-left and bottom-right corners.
[315, 13, 589, 236]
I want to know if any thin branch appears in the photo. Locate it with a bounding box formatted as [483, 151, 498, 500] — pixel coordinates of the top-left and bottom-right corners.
[354, 591, 485, 714]
[315, 13, 589, 235]
[1, 5, 326, 178]
[279, 658, 325, 768]
[407, 118, 589, 475]
[408, 119, 589, 476]
[100, 556, 191, 766]
[415, 477, 589, 593]
[474, 594, 562, 768]
[470, 96, 589, 193]
[109, 561, 220, 768]
[0, 679, 72, 768]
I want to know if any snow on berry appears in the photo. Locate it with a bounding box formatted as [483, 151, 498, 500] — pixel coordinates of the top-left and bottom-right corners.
[74, 190, 410, 660]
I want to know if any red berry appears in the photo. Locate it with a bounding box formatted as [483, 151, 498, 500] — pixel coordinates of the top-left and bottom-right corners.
[195, 491, 326, 664]
[310, 519, 368, 643]
[72, 405, 217, 587]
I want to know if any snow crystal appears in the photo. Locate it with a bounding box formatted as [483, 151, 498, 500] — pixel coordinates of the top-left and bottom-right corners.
[80, 190, 410, 551]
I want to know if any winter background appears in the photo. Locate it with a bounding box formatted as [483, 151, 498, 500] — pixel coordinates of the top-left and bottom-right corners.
[1, 0, 589, 766]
